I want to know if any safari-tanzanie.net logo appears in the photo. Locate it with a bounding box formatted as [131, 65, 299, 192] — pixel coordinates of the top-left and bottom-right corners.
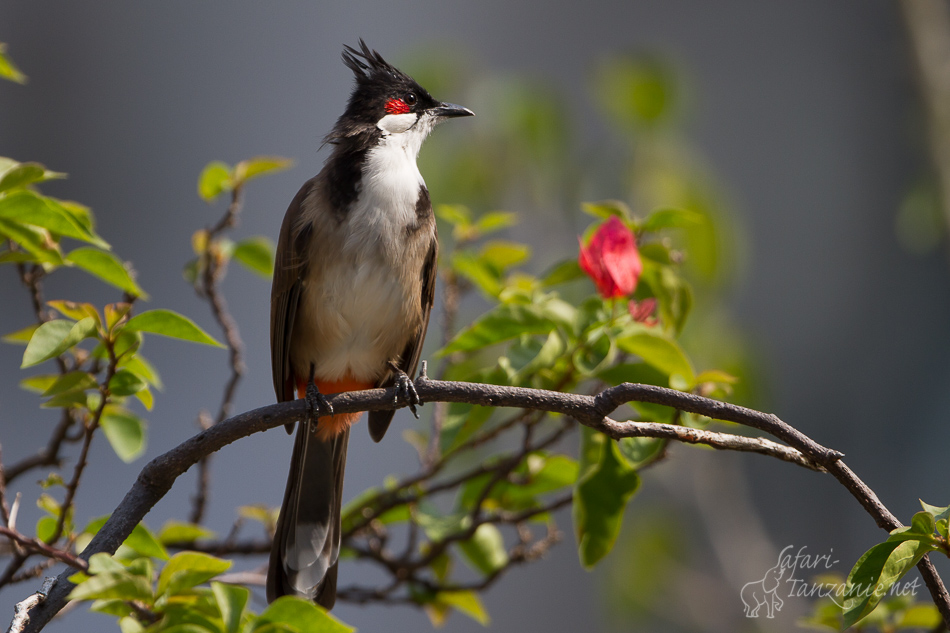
[741, 545, 922, 619]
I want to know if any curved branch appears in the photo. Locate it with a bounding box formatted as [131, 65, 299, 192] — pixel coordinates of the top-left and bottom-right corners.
[15, 378, 950, 631]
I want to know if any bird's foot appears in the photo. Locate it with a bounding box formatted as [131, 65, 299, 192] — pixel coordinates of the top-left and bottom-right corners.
[389, 362, 420, 419]
[305, 364, 333, 426]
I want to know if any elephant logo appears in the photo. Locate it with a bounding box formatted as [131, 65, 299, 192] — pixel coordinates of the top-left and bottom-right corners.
[741, 562, 785, 618]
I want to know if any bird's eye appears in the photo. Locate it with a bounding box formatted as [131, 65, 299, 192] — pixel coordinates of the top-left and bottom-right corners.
[404, 92, 417, 106]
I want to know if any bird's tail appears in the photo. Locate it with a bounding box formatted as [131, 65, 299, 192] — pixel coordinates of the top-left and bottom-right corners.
[267, 419, 349, 609]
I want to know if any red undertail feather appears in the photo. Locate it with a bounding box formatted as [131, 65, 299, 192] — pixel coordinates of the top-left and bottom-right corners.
[296, 375, 373, 441]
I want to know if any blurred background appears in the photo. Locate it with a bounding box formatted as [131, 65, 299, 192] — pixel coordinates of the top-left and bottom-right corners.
[2, 1, 950, 631]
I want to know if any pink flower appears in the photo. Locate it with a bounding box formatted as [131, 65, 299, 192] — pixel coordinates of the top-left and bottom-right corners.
[578, 216, 642, 299]
[628, 298, 658, 326]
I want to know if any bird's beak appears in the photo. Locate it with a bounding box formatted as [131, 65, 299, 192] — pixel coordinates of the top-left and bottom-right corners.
[431, 102, 475, 119]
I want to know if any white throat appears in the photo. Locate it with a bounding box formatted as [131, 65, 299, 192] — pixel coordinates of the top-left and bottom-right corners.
[375, 112, 436, 161]
[340, 113, 435, 256]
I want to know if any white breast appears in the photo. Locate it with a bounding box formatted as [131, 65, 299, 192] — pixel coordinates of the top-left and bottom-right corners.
[293, 129, 429, 384]
[343, 132, 425, 258]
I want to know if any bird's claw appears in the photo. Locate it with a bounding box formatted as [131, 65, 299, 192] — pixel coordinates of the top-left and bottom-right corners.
[305, 380, 334, 425]
[393, 369, 421, 419]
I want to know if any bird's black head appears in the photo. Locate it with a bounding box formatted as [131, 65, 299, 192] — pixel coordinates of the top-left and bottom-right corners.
[325, 40, 473, 144]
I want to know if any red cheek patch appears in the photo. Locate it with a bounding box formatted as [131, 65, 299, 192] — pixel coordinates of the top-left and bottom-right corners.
[385, 98, 410, 115]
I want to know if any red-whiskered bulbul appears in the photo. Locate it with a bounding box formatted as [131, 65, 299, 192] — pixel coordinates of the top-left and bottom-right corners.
[267, 40, 473, 609]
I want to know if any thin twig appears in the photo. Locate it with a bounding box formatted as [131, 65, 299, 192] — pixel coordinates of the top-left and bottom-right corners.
[189, 185, 247, 525]
[48, 355, 116, 546]
[0, 528, 87, 572]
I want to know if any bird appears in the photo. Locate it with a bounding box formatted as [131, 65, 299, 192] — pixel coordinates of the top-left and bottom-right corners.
[267, 40, 473, 609]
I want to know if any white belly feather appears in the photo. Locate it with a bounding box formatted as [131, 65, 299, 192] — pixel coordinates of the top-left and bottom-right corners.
[294, 131, 428, 383]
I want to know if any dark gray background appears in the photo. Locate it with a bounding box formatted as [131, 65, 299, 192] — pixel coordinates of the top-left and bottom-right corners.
[1, 2, 948, 632]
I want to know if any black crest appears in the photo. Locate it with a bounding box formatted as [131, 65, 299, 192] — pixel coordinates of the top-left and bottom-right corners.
[342, 39, 412, 86]
[324, 40, 437, 146]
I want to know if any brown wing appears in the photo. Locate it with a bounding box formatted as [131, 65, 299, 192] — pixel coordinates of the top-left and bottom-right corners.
[271, 179, 316, 415]
[367, 231, 438, 442]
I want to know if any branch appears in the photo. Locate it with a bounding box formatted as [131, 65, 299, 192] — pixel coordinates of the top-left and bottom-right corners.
[7, 578, 54, 633]
[0, 528, 87, 572]
[13, 377, 949, 631]
[189, 184, 247, 525]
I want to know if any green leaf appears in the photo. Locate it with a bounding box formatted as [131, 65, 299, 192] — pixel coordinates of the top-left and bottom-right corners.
[480, 240, 530, 270]
[57, 199, 96, 234]
[157, 552, 230, 596]
[693, 369, 738, 386]
[108, 369, 147, 397]
[0, 44, 27, 84]
[416, 509, 469, 542]
[920, 500, 950, 522]
[153, 617, 218, 633]
[48, 300, 100, 323]
[618, 437, 666, 469]
[0, 191, 108, 248]
[896, 603, 942, 629]
[640, 207, 703, 232]
[232, 156, 293, 185]
[198, 161, 232, 202]
[581, 200, 632, 221]
[572, 330, 615, 376]
[451, 251, 502, 297]
[19, 374, 57, 394]
[42, 371, 97, 397]
[3, 323, 39, 345]
[124, 522, 168, 560]
[435, 203, 472, 227]
[212, 582, 249, 633]
[232, 236, 275, 278]
[0, 162, 65, 192]
[617, 329, 695, 384]
[910, 511, 936, 536]
[66, 247, 148, 298]
[117, 617, 146, 633]
[90, 599, 132, 618]
[124, 309, 223, 347]
[638, 260, 693, 335]
[577, 426, 603, 480]
[507, 331, 565, 379]
[438, 590, 490, 626]
[35, 516, 57, 543]
[253, 596, 355, 633]
[67, 571, 153, 603]
[104, 302, 133, 332]
[88, 553, 126, 575]
[458, 524, 508, 576]
[135, 386, 153, 411]
[842, 539, 937, 628]
[158, 520, 215, 544]
[0, 218, 64, 265]
[41, 389, 90, 410]
[541, 259, 584, 286]
[441, 303, 558, 355]
[21, 317, 98, 368]
[119, 354, 163, 390]
[100, 408, 147, 463]
[474, 211, 518, 234]
[573, 432, 641, 569]
[238, 504, 278, 527]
